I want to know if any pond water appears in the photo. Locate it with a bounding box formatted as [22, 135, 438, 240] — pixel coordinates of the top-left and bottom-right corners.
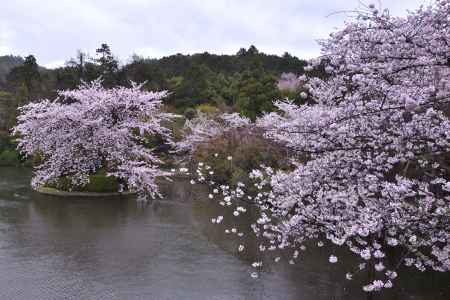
[0, 167, 448, 300]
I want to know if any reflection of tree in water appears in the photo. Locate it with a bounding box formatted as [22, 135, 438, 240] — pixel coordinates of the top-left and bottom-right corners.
[3, 179, 196, 277]
[31, 195, 133, 228]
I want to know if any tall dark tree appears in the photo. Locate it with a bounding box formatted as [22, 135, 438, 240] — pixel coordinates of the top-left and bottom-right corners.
[94, 43, 119, 87]
[236, 48, 247, 57]
[168, 64, 214, 109]
[22, 55, 40, 88]
[67, 50, 88, 81]
[234, 67, 281, 120]
[247, 45, 259, 55]
[6, 55, 41, 100]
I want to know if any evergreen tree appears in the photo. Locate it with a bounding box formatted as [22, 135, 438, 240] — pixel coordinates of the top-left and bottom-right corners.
[6, 55, 41, 100]
[94, 43, 119, 87]
[234, 68, 280, 120]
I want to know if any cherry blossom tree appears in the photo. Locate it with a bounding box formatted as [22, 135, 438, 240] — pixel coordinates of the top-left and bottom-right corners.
[13, 80, 177, 199]
[190, 0, 450, 293]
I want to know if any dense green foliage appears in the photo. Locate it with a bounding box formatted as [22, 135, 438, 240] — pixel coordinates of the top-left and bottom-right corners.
[233, 68, 281, 120]
[0, 55, 24, 87]
[0, 44, 313, 118]
[0, 91, 16, 131]
[124, 47, 307, 117]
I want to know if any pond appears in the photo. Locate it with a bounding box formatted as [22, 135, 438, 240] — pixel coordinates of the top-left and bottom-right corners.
[0, 167, 448, 300]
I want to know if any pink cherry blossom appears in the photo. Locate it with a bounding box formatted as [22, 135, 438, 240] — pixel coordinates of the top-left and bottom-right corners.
[13, 80, 177, 199]
[190, 0, 450, 293]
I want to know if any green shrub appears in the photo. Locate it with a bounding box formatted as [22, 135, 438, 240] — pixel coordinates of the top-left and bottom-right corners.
[196, 103, 219, 115]
[81, 174, 120, 193]
[47, 176, 73, 191]
[0, 149, 20, 166]
[46, 169, 120, 193]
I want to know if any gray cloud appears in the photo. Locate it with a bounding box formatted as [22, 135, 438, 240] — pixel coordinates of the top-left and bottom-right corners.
[0, 0, 428, 68]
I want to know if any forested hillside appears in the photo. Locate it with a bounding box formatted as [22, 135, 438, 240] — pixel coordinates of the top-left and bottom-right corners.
[0, 44, 324, 134]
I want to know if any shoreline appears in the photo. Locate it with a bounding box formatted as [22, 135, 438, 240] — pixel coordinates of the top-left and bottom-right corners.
[34, 186, 136, 198]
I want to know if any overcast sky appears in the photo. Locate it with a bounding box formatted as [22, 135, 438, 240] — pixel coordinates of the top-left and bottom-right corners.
[0, 0, 429, 68]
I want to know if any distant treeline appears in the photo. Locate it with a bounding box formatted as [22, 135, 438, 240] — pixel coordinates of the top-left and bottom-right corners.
[0, 44, 326, 133]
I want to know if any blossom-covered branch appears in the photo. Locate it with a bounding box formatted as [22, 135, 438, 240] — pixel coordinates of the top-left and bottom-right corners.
[193, 0, 450, 293]
[176, 112, 250, 153]
[253, 1, 450, 291]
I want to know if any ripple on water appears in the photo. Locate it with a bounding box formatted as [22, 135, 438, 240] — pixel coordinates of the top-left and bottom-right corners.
[13, 193, 29, 200]
[0, 222, 11, 231]
[0, 198, 23, 208]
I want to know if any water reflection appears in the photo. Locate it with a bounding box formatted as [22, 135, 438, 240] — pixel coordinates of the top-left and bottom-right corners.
[0, 167, 448, 299]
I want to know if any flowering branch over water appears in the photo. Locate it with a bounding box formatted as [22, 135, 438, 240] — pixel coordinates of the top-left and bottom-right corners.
[185, 0, 450, 293]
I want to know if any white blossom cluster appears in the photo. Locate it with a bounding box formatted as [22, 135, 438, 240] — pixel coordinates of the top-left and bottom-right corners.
[191, 1, 450, 293]
[277, 72, 303, 92]
[13, 80, 177, 199]
[254, 1, 450, 291]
